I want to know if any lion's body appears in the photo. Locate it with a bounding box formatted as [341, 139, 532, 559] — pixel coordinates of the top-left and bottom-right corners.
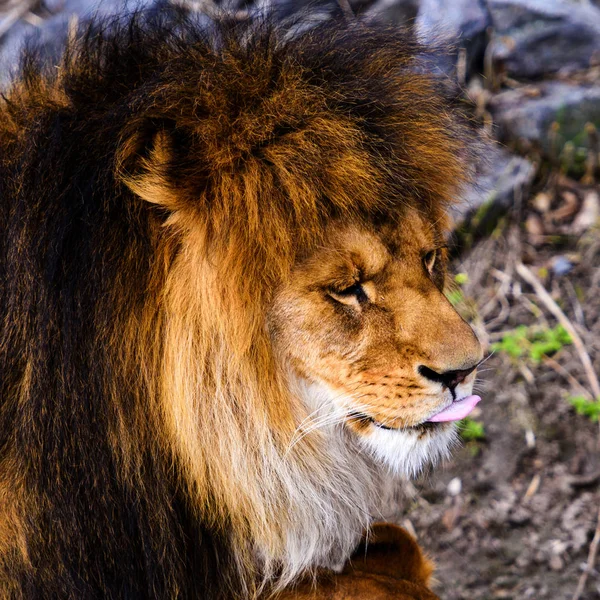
[0, 13, 480, 599]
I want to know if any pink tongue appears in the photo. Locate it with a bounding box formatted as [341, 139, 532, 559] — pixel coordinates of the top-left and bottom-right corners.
[427, 395, 481, 422]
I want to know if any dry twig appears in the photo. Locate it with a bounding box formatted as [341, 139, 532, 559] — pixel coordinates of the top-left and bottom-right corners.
[170, 0, 249, 20]
[336, 0, 354, 19]
[543, 355, 593, 401]
[0, 0, 39, 39]
[572, 506, 600, 600]
[516, 262, 600, 401]
[481, 268, 511, 329]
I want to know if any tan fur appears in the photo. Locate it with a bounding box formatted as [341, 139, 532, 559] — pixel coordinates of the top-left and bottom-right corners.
[0, 472, 29, 578]
[0, 364, 32, 589]
[277, 524, 440, 599]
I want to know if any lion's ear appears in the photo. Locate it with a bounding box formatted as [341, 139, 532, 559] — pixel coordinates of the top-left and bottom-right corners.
[117, 122, 183, 210]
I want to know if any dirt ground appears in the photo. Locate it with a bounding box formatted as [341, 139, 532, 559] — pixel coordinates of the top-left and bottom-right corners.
[403, 176, 600, 600]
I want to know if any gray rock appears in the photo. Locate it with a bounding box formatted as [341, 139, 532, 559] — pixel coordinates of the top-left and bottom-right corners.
[0, 0, 153, 87]
[456, 147, 536, 230]
[489, 81, 600, 158]
[551, 256, 574, 277]
[418, 0, 489, 41]
[250, 0, 344, 21]
[364, 0, 420, 26]
[416, 0, 490, 79]
[487, 0, 600, 79]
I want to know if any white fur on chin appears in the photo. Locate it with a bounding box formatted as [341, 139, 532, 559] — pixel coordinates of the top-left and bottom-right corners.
[359, 423, 458, 478]
[298, 378, 457, 479]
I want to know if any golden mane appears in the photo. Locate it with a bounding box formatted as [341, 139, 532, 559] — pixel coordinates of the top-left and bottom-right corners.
[0, 12, 479, 598]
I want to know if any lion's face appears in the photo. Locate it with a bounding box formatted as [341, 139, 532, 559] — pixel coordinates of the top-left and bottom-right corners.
[269, 209, 482, 474]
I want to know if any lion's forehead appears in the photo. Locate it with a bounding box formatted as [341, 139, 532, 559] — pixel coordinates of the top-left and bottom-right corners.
[298, 211, 442, 278]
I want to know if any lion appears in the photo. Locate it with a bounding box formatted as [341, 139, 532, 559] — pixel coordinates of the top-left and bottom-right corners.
[0, 11, 483, 599]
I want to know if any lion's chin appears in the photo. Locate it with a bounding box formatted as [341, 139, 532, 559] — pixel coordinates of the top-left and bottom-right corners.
[294, 377, 459, 478]
[358, 422, 458, 478]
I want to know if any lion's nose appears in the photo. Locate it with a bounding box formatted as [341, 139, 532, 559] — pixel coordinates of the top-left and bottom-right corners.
[418, 364, 477, 390]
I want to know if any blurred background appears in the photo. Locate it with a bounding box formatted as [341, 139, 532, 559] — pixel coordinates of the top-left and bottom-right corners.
[1, 0, 599, 598]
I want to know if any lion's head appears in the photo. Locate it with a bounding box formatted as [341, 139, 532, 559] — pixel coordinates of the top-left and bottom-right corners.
[1, 13, 483, 598]
[270, 213, 482, 473]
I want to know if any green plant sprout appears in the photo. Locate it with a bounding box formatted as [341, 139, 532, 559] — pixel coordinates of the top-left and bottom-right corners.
[446, 289, 464, 307]
[459, 417, 486, 441]
[445, 272, 469, 307]
[568, 396, 600, 422]
[491, 324, 572, 363]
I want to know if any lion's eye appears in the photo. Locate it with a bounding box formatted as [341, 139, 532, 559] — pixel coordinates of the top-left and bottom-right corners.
[329, 282, 369, 306]
[423, 249, 438, 275]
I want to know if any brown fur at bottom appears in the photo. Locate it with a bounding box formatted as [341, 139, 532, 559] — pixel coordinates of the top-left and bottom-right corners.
[277, 524, 439, 600]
